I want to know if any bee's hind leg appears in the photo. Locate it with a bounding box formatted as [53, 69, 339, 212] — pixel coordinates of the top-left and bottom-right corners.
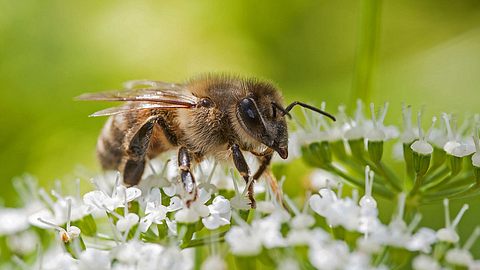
[123, 117, 157, 186]
[178, 146, 197, 206]
[231, 144, 255, 208]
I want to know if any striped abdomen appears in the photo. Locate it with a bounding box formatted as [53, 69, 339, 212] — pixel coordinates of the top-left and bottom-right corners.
[96, 109, 181, 185]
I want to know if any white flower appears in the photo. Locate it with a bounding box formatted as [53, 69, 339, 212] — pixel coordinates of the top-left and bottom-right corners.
[138, 188, 168, 233]
[33, 198, 82, 243]
[436, 200, 468, 243]
[309, 169, 341, 190]
[7, 230, 39, 255]
[175, 189, 211, 224]
[473, 130, 480, 167]
[202, 195, 231, 230]
[410, 114, 436, 155]
[400, 103, 416, 143]
[39, 248, 78, 270]
[309, 241, 349, 270]
[445, 248, 473, 266]
[116, 213, 139, 232]
[309, 188, 337, 216]
[78, 248, 111, 270]
[256, 201, 276, 214]
[406, 228, 436, 253]
[83, 185, 141, 213]
[412, 255, 441, 270]
[225, 226, 262, 256]
[59, 225, 81, 243]
[0, 208, 30, 235]
[167, 196, 183, 212]
[201, 255, 226, 270]
[29, 191, 89, 229]
[290, 213, 315, 229]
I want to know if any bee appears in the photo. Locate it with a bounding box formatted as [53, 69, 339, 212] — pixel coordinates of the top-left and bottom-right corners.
[78, 74, 335, 207]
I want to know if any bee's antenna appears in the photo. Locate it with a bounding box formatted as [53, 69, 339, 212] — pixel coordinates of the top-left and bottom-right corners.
[284, 101, 336, 121]
[272, 102, 291, 119]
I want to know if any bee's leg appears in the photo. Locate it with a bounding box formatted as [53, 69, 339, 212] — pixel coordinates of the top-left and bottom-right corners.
[123, 118, 156, 186]
[178, 146, 197, 206]
[231, 144, 255, 208]
[252, 152, 273, 180]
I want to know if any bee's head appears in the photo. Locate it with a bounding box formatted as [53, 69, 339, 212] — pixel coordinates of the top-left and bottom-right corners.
[235, 81, 289, 159]
[234, 79, 336, 159]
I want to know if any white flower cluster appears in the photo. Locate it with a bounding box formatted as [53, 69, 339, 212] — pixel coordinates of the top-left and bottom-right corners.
[1, 102, 480, 269]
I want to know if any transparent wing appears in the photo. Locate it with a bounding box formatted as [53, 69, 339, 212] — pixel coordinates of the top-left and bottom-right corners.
[123, 80, 186, 90]
[89, 103, 189, 117]
[77, 81, 198, 117]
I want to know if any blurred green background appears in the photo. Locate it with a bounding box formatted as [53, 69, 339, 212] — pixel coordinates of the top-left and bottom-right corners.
[1, 0, 480, 250]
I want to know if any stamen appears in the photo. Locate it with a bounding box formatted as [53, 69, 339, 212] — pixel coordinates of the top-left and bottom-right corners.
[284, 195, 300, 216]
[66, 198, 72, 229]
[402, 103, 412, 131]
[417, 111, 424, 140]
[206, 161, 218, 184]
[473, 127, 480, 153]
[336, 182, 343, 198]
[444, 199, 451, 228]
[352, 189, 359, 203]
[407, 213, 422, 234]
[451, 204, 469, 229]
[229, 169, 240, 195]
[442, 113, 454, 141]
[355, 99, 364, 123]
[379, 102, 389, 125]
[397, 193, 406, 221]
[36, 218, 63, 231]
[425, 116, 437, 141]
[464, 227, 480, 250]
[38, 188, 55, 211]
[112, 171, 121, 197]
[370, 103, 377, 128]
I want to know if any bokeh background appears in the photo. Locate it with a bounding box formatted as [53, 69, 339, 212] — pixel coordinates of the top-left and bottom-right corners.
[2, 0, 480, 253]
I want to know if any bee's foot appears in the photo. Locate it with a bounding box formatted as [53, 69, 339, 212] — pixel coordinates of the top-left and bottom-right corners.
[248, 198, 257, 209]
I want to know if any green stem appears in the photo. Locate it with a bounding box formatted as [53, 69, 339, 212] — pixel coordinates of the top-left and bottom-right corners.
[423, 166, 449, 185]
[376, 161, 402, 192]
[350, 0, 382, 104]
[409, 173, 424, 196]
[181, 234, 226, 249]
[327, 164, 394, 198]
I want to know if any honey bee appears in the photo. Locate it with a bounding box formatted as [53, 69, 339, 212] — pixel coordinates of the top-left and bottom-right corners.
[78, 74, 335, 207]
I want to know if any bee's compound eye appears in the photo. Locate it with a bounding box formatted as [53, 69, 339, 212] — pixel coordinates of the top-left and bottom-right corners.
[199, 98, 213, 107]
[239, 98, 257, 120]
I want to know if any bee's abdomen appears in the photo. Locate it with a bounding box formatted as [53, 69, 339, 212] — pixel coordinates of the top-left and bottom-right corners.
[96, 116, 127, 170]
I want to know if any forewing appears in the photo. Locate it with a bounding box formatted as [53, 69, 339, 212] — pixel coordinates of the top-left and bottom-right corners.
[77, 88, 197, 105]
[89, 103, 190, 117]
[78, 81, 199, 117]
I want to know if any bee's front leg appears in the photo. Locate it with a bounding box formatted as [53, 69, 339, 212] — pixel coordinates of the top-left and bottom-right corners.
[231, 144, 255, 208]
[178, 146, 197, 207]
[123, 117, 157, 186]
[252, 150, 273, 180]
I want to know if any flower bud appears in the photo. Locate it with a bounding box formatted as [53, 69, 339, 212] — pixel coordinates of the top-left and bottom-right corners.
[448, 155, 463, 176]
[411, 140, 433, 176]
[367, 140, 384, 163]
[348, 138, 365, 158]
[301, 142, 332, 168]
[403, 142, 415, 180]
[412, 152, 431, 177]
[330, 140, 347, 159]
[431, 146, 446, 169]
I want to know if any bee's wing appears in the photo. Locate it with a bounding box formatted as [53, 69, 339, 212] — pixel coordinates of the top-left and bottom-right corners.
[76, 88, 198, 107]
[122, 80, 185, 90]
[88, 103, 187, 117]
[77, 83, 199, 117]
